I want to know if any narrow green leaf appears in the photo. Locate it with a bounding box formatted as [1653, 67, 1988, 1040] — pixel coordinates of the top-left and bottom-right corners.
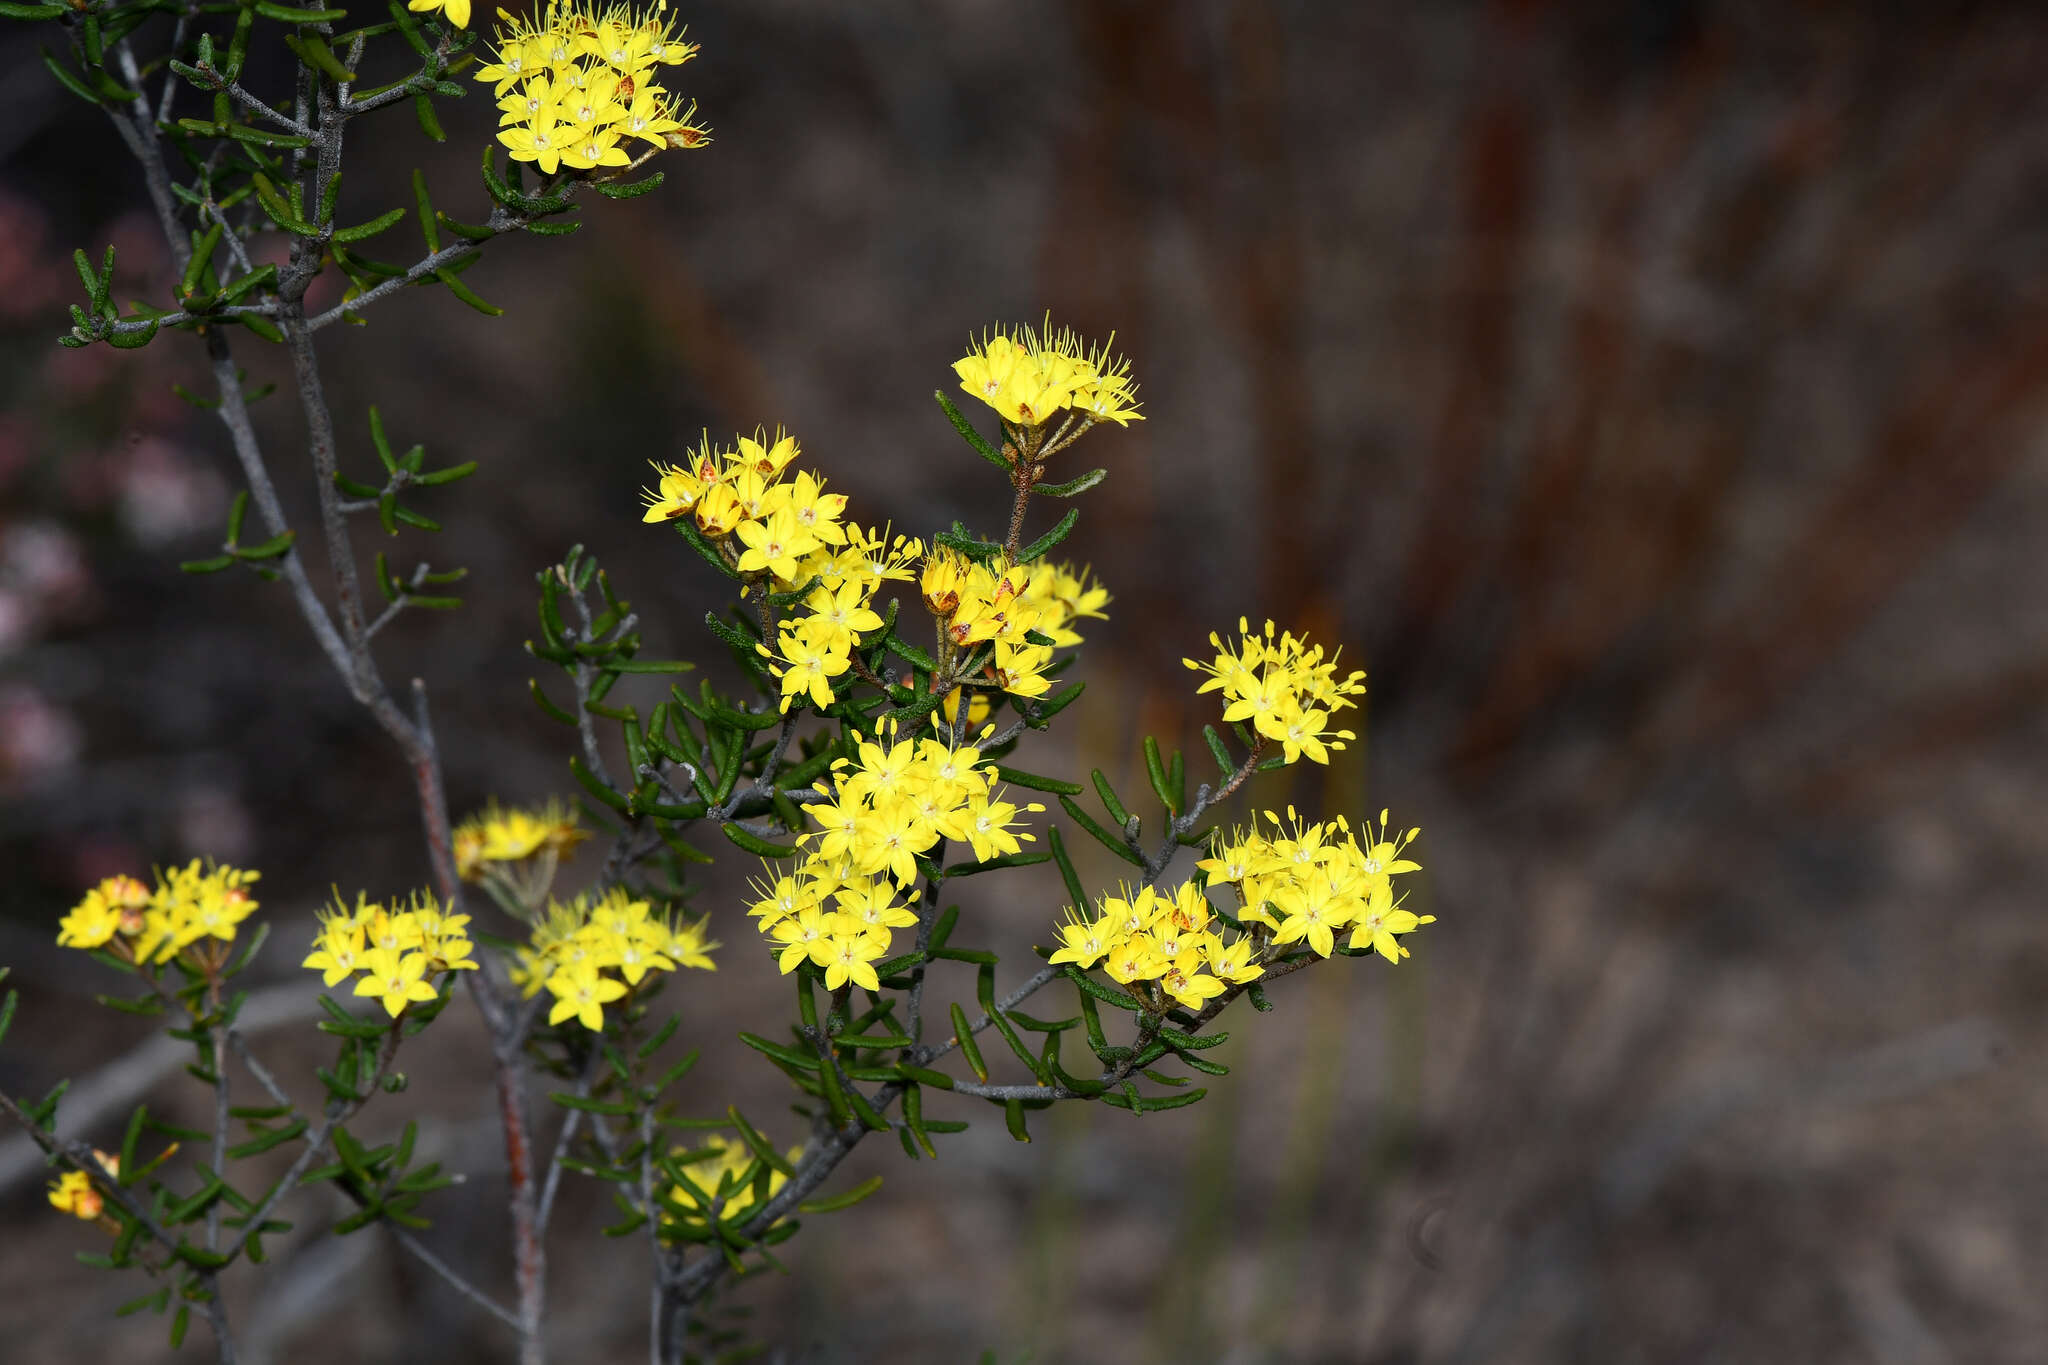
[1059, 794, 1143, 866]
[720, 822, 798, 859]
[414, 92, 445, 142]
[284, 32, 355, 82]
[568, 754, 629, 811]
[726, 1107, 794, 1176]
[435, 266, 499, 315]
[992, 764, 1082, 795]
[736, 1032, 819, 1073]
[412, 460, 477, 486]
[1047, 826, 1088, 911]
[411, 168, 439, 252]
[595, 171, 664, 200]
[334, 207, 405, 243]
[1018, 508, 1080, 563]
[254, 2, 348, 20]
[1034, 467, 1107, 497]
[949, 1003, 986, 1083]
[1090, 769, 1134, 831]
[940, 850, 1051, 878]
[1025, 680, 1086, 729]
[1143, 735, 1175, 815]
[42, 49, 104, 107]
[933, 390, 1009, 470]
[226, 1117, 308, 1158]
[797, 1174, 882, 1214]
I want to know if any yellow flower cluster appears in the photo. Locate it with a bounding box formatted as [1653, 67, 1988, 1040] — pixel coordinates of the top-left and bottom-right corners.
[454, 798, 589, 883]
[508, 886, 718, 1032]
[750, 730, 1041, 992]
[921, 550, 1109, 704]
[1200, 809, 1430, 962]
[1185, 619, 1368, 766]
[952, 322, 1143, 429]
[658, 1134, 796, 1238]
[471, 0, 708, 176]
[1048, 811, 1429, 1008]
[55, 864, 260, 967]
[48, 1161, 112, 1221]
[302, 891, 479, 1018]
[640, 431, 924, 714]
[1047, 881, 1267, 1010]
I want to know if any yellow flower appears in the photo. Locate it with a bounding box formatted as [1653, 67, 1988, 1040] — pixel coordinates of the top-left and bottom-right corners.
[409, 0, 471, 29]
[951, 321, 1142, 430]
[56, 886, 122, 950]
[352, 948, 439, 1018]
[302, 906, 367, 987]
[455, 798, 588, 881]
[660, 1134, 793, 1239]
[545, 959, 627, 1031]
[663, 916, 719, 971]
[48, 1170, 104, 1221]
[735, 505, 815, 580]
[760, 617, 849, 713]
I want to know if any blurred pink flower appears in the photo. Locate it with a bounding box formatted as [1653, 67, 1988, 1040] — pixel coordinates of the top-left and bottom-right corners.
[0, 684, 82, 788]
[119, 437, 225, 546]
[176, 784, 256, 862]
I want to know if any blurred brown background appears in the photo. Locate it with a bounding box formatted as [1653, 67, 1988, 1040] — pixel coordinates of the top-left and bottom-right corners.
[3, 0, 2045, 1360]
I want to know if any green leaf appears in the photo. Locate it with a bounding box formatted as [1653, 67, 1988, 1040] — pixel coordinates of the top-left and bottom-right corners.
[41, 48, 105, 107]
[1143, 735, 1176, 815]
[435, 266, 500, 315]
[726, 1106, 794, 1176]
[283, 32, 355, 82]
[414, 92, 445, 142]
[940, 850, 1052, 878]
[736, 1032, 819, 1074]
[1059, 794, 1142, 866]
[233, 530, 296, 560]
[334, 207, 405, 243]
[899, 1065, 954, 1091]
[226, 1117, 308, 1159]
[549, 1092, 637, 1116]
[797, 1174, 882, 1214]
[934, 390, 1010, 470]
[412, 460, 477, 486]
[180, 554, 235, 573]
[0, 3, 65, 20]
[254, 2, 349, 20]
[1047, 826, 1088, 911]
[412, 168, 439, 252]
[933, 523, 1003, 562]
[236, 313, 286, 344]
[949, 1003, 987, 1083]
[569, 754, 629, 811]
[181, 223, 222, 300]
[595, 171, 665, 200]
[720, 822, 798, 859]
[1034, 467, 1107, 497]
[1062, 965, 1141, 1011]
[105, 317, 159, 350]
[1090, 769, 1134, 831]
[1203, 724, 1234, 777]
[1025, 680, 1086, 729]
[992, 764, 1082, 795]
[0, 990, 14, 1047]
[1102, 1086, 1208, 1114]
[219, 263, 278, 305]
[249, 173, 316, 236]
[1018, 508, 1080, 563]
